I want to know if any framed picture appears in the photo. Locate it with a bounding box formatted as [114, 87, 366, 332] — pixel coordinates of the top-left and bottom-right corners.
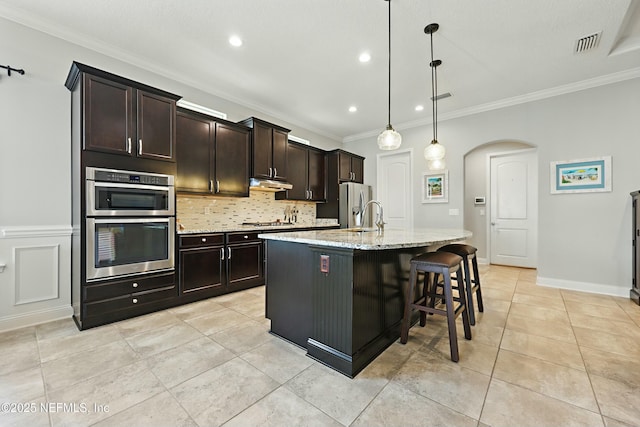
[422, 170, 448, 203]
[550, 156, 611, 194]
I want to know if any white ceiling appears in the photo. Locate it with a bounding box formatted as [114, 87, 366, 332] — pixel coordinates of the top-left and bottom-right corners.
[1, 0, 639, 142]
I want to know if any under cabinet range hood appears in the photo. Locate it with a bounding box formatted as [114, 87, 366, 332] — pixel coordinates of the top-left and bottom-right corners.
[249, 178, 293, 192]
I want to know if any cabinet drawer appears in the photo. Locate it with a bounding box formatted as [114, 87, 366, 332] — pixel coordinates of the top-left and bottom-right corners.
[83, 273, 175, 302]
[180, 234, 224, 248]
[226, 232, 261, 244]
[84, 285, 176, 317]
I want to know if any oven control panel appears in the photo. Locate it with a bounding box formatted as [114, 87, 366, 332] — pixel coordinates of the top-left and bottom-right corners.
[87, 167, 173, 186]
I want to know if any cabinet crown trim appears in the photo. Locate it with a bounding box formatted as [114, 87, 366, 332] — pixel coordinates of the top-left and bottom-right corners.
[65, 62, 182, 101]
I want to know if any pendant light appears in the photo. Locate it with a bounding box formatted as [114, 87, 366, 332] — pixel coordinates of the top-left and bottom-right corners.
[377, 0, 402, 150]
[423, 23, 446, 170]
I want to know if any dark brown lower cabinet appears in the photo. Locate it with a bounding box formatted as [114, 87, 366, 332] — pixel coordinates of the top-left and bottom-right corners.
[80, 272, 177, 329]
[178, 232, 264, 301]
[179, 234, 225, 301]
[227, 232, 264, 291]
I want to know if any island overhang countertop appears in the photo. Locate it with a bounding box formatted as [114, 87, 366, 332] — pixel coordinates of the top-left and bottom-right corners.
[261, 226, 473, 377]
[258, 228, 472, 250]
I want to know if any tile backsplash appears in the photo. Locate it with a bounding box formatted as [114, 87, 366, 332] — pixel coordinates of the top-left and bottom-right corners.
[177, 190, 322, 231]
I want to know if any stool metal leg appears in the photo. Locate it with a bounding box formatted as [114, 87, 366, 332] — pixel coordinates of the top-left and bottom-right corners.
[462, 256, 476, 325]
[457, 267, 472, 341]
[442, 268, 460, 362]
[419, 272, 429, 326]
[400, 264, 417, 344]
[472, 256, 484, 313]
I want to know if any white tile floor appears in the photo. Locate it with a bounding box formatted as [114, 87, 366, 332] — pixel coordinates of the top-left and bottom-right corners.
[1, 264, 640, 426]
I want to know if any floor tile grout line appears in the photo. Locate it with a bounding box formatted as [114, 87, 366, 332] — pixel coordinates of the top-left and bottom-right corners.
[560, 288, 607, 424]
[279, 363, 351, 426]
[34, 326, 53, 427]
[487, 269, 603, 420]
[475, 266, 512, 426]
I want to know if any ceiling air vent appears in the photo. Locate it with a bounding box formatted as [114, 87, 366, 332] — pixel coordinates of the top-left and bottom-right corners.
[574, 31, 602, 53]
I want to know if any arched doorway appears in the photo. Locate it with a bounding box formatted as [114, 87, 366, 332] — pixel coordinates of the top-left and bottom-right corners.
[463, 141, 537, 266]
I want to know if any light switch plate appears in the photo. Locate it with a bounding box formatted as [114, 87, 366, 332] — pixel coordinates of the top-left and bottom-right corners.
[449, 209, 459, 216]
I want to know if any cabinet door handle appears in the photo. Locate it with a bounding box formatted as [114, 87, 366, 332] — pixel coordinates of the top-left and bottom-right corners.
[201, 237, 207, 242]
[309, 190, 313, 199]
[209, 180, 214, 193]
[220, 247, 225, 260]
[227, 247, 231, 259]
[268, 167, 273, 178]
[138, 139, 143, 156]
[132, 282, 139, 288]
[274, 167, 277, 177]
[132, 298, 138, 304]
[216, 180, 220, 193]
[127, 138, 132, 154]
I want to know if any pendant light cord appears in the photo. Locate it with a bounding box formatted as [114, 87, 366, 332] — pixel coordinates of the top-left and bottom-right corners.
[430, 31, 437, 142]
[387, 0, 392, 127]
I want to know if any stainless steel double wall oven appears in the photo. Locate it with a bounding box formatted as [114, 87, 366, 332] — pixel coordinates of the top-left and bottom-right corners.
[85, 167, 175, 281]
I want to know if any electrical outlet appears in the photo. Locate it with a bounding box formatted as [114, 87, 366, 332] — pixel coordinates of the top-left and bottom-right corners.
[449, 208, 459, 216]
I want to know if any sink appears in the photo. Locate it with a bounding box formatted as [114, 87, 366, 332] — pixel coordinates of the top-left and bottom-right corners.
[340, 227, 378, 233]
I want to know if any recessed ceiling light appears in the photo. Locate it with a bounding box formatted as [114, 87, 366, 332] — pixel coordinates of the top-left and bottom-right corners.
[349, 106, 358, 113]
[358, 52, 371, 63]
[415, 105, 424, 111]
[229, 35, 243, 47]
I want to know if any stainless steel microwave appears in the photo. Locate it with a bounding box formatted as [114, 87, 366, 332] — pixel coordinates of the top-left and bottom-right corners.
[85, 167, 174, 217]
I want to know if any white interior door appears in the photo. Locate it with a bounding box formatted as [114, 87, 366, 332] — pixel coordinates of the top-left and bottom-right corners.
[490, 150, 537, 267]
[377, 150, 413, 229]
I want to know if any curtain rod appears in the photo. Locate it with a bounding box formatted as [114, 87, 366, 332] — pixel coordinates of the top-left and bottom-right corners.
[1, 64, 25, 76]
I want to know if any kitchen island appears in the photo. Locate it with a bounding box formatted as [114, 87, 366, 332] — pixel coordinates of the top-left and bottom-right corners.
[259, 228, 472, 377]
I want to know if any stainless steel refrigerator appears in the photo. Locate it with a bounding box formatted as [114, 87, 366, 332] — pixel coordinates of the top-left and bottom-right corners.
[339, 182, 373, 228]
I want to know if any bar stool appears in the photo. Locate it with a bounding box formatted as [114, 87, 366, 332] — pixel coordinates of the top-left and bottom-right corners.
[400, 251, 472, 362]
[437, 244, 484, 325]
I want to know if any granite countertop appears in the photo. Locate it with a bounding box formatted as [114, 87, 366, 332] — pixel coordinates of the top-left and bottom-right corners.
[258, 228, 472, 250]
[177, 222, 339, 235]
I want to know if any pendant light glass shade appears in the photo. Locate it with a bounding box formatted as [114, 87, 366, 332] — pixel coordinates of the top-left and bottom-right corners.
[377, 0, 401, 150]
[378, 125, 402, 150]
[424, 139, 446, 160]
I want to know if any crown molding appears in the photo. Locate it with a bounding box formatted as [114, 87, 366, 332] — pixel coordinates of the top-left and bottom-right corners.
[343, 67, 640, 143]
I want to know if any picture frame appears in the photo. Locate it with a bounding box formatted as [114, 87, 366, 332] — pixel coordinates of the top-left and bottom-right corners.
[422, 170, 448, 203]
[550, 156, 611, 194]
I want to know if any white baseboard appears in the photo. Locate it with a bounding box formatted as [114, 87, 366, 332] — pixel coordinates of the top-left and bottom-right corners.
[0, 305, 73, 333]
[477, 257, 489, 265]
[537, 276, 629, 298]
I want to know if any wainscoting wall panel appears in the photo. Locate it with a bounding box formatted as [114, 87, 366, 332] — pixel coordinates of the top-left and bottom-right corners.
[0, 226, 72, 332]
[14, 244, 60, 305]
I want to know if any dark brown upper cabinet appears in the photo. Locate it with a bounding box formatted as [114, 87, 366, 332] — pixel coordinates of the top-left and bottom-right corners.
[338, 150, 364, 183]
[65, 63, 179, 162]
[277, 142, 325, 201]
[176, 109, 250, 197]
[240, 117, 290, 181]
[316, 149, 365, 219]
